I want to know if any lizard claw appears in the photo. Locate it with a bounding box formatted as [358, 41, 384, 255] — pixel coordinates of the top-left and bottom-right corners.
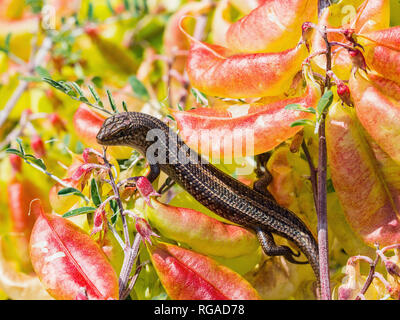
[280, 245, 309, 265]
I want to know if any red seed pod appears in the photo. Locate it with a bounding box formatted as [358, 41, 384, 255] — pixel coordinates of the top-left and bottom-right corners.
[135, 217, 159, 245]
[48, 113, 66, 132]
[342, 28, 355, 43]
[9, 154, 22, 173]
[337, 82, 353, 107]
[30, 135, 46, 158]
[348, 48, 368, 73]
[91, 208, 106, 235]
[84, 24, 99, 38]
[384, 259, 400, 278]
[301, 22, 313, 51]
[135, 176, 160, 207]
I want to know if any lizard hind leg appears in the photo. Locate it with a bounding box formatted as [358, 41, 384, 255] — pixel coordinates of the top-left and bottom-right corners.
[256, 229, 308, 265]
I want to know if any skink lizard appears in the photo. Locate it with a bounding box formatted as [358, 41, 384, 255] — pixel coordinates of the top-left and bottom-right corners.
[96, 112, 320, 290]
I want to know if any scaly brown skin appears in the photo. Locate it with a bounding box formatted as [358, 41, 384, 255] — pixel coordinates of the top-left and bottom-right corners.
[96, 112, 320, 291]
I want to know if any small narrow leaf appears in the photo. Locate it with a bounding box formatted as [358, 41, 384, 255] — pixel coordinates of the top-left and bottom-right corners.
[24, 155, 47, 170]
[5, 148, 23, 156]
[87, 2, 94, 21]
[123, 0, 130, 10]
[70, 82, 85, 98]
[133, 0, 139, 11]
[35, 66, 51, 79]
[43, 78, 70, 94]
[58, 187, 86, 198]
[91, 76, 103, 89]
[110, 199, 118, 224]
[88, 85, 104, 108]
[142, 0, 148, 13]
[317, 90, 334, 115]
[106, 0, 115, 14]
[62, 206, 96, 218]
[191, 88, 208, 106]
[128, 75, 150, 101]
[122, 101, 128, 112]
[285, 103, 316, 114]
[4, 33, 11, 51]
[16, 138, 25, 155]
[106, 89, 118, 113]
[290, 119, 315, 128]
[90, 179, 102, 208]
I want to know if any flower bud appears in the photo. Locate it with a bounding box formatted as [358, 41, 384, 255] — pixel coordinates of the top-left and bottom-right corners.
[135, 176, 160, 207]
[384, 259, 400, 279]
[9, 154, 22, 173]
[337, 82, 353, 107]
[135, 217, 159, 245]
[301, 22, 313, 51]
[30, 135, 46, 158]
[348, 48, 368, 73]
[91, 208, 106, 235]
[48, 113, 66, 132]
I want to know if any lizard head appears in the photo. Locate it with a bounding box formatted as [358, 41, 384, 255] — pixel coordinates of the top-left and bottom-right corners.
[96, 112, 134, 146]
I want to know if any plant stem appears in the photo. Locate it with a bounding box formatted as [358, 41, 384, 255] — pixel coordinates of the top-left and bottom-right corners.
[0, 37, 52, 130]
[317, 27, 332, 300]
[355, 254, 380, 300]
[102, 148, 130, 248]
[301, 140, 318, 209]
[119, 232, 142, 299]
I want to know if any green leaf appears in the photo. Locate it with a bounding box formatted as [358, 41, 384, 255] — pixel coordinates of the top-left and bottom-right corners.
[16, 138, 25, 155]
[134, 0, 141, 13]
[191, 88, 208, 106]
[4, 33, 11, 51]
[5, 148, 23, 156]
[87, 2, 94, 21]
[19, 76, 42, 82]
[26, 0, 43, 13]
[70, 81, 85, 97]
[79, 96, 89, 103]
[106, 89, 118, 113]
[128, 75, 150, 101]
[43, 78, 70, 94]
[110, 199, 119, 224]
[24, 155, 47, 170]
[327, 179, 335, 193]
[142, 0, 148, 13]
[35, 66, 51, 79]
[122, 101, 128, 112]
[88, 85, 104, 108]
[90, 178, 102, 208]
[62, 206, 96, 218]
[58, 187, 85, 198]
[106, 0, 115, 14]
[285, 103, 316, 114]
[317, 90, 334, 115]
[91, 76, 103, 89]
[290, 119, 315, 128]
[123, 0, 130, 10]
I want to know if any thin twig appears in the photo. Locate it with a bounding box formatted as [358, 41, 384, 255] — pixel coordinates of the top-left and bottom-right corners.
[102, 148, 130, 248]
[0, 37, 52, 130]
[119, 232, 142, 299]
[301, 140, 318, 209]
[355, 253, 380, 300]
[316, 26, 332, 300]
